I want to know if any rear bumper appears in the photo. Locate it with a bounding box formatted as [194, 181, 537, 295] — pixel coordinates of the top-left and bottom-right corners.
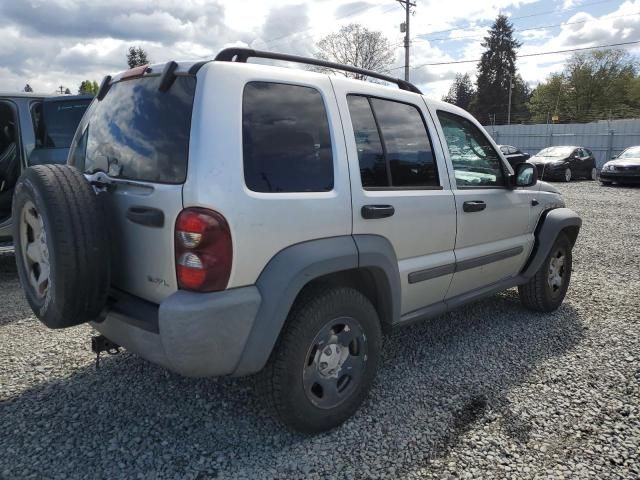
[91, 287, 262, 377]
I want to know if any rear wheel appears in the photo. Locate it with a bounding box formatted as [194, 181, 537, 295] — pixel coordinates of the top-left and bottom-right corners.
[590, 167, 597, 180]
[564, 168, 572, 182]
[518, 233, 572, 312]
[259, 287, 382, 433]
[12, 165, 110, 328]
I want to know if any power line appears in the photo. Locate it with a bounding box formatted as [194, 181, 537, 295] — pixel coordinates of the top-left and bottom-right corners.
[387, 40, 640, 70]
[415, 10, 640, 43]
[416, 0, 618, 39]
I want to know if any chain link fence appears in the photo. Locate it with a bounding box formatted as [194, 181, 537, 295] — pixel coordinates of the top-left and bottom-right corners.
[484, 119, 640, 168]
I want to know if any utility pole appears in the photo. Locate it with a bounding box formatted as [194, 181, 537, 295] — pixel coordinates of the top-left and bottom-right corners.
[58, 85, 64, 95]
[397, 0, 416, 81]
[507, 74, 513, 125]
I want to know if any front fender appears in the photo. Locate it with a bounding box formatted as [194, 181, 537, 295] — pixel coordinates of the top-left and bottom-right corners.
[521, 207, 582, 279]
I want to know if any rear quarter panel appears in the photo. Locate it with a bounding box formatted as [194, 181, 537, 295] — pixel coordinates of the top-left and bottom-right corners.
[184, 63, 352, 288]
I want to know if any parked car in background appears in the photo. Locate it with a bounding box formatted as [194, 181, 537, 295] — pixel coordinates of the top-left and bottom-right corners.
[1, 92, 49, 243]
[498, 144, 530, 168]
[528, 146, 597, 182]
[12, 49, 581, 433]
[30, 95, 93, 165]
[0, 93, 90, 244]
[600, 146, 640, 185]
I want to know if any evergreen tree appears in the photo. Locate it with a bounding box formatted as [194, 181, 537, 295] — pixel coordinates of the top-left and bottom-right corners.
[470, 15, 528, 124]
[442, 73, 476, 110]
[127, 46, 150, 68]
[23, 84, 33, 92]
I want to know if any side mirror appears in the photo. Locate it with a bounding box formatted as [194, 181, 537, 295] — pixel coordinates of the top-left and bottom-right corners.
[514, 162, 537, 188]
[611, 155, 617, 160]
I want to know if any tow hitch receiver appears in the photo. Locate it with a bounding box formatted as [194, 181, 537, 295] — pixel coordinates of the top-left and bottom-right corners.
[91, 335, 121, 369]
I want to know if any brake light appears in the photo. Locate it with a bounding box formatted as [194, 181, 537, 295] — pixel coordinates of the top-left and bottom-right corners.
[175, 208, 232, 292]
[121, 64, 149, 80]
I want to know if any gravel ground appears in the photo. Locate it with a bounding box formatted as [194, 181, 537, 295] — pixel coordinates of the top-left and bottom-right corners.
[1, 181, 639, 480]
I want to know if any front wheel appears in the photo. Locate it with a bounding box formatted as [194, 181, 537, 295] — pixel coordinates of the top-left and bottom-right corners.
[518, 233, 572, 312]
[590, 167, 597, 180]
[259, 287, 382, 433]
[564, 168, 572, 182]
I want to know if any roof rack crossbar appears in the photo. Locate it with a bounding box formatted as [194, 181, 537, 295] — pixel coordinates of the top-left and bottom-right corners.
[214, 48, 422, 94]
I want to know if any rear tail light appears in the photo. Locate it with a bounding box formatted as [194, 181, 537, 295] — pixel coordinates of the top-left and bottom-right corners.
[175, 208, 232, 292]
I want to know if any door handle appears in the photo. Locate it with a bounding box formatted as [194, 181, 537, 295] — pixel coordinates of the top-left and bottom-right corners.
[463, 200, 486, 213]
[361, 204, 395, 219]
[126, 206, 165, 228]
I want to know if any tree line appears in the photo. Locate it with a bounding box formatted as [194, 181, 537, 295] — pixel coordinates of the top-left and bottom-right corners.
[19, 24, 640, 125]
[441, 15, 639, 124]
[310, 17, 640, 125]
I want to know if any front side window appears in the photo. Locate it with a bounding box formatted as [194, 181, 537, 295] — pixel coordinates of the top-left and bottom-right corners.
[436, 110, 505, 188]
[242, 82, 333, 193]
[347, 95, 439, 189]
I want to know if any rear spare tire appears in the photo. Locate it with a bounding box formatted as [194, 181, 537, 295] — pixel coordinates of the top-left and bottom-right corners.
[12, 165, 110, 329]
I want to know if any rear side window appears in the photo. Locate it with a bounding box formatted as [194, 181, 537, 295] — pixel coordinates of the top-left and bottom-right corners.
[72, 75, 196, 184]
[347, 95, 439, 189]
[42, 99, 91, 148]
[242, 82, 334, 193]
[346, 96, 387, 187]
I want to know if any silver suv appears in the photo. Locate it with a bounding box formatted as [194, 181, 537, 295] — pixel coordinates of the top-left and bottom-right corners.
[12, 49, 581, 433]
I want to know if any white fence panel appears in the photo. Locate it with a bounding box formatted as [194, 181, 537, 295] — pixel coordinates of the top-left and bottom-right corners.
[484, 119, 640, 167]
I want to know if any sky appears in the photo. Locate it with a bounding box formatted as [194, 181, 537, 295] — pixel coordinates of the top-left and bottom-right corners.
[1, 0, 639, 99]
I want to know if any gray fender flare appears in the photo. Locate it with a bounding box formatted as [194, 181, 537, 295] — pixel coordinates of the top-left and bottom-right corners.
[232, 235, 400, 376]
[521, 207, 582, 280]
[353, 234, 402, 326]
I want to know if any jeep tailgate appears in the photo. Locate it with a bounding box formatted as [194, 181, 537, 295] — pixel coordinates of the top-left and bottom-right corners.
[69, 73, 196, 304]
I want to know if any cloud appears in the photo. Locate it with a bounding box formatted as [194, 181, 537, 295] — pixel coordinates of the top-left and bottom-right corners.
[335, 1, 375, 19]
[2, 0, 637, 99]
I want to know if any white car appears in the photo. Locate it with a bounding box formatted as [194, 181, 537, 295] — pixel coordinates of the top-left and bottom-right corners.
[600, 146, 640, 185]
[12, 49, 581, 433]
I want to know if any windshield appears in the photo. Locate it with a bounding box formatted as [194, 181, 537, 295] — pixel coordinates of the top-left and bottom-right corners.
[537, 146, 574, 158]
[619, 147, 640, 159]
[42, 99, 91, 148]
[71, 75, 196, 184]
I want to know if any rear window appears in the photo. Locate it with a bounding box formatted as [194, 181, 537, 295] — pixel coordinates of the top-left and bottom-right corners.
[73, 75, 195, 184]
[41, 99, 91, 148]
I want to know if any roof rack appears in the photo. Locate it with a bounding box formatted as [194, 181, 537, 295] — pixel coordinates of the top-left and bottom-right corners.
[214, 48, 422, 95]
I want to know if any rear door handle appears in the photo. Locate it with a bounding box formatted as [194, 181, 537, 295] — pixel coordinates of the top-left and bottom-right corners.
[126, 206, 165, 228]
[463, 200, 486, 213]
[361, 204, 395, 219]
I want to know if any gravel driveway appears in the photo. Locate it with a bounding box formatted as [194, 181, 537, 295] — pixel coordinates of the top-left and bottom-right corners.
[1, 181, 638, 479]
